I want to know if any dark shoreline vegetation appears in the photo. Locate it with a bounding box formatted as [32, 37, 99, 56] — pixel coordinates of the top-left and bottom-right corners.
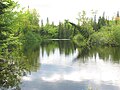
[1, 0, 120, 89]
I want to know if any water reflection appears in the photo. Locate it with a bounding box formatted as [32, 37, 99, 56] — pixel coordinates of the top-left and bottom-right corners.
[22, 40, 120, 90]
[40, 40, 76, 56]
[39, 46, 120, 84]
[76, 46, 120, 63]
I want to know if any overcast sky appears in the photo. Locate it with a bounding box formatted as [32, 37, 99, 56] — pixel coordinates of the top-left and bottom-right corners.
[16, 0, 120, 24]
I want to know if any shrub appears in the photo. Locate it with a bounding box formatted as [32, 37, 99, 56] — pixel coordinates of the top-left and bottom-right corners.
[89, 30, 115, 46]
[73, 34, 87, 47]
[112, 25, 120, 45]
[20, 31, 41, 44]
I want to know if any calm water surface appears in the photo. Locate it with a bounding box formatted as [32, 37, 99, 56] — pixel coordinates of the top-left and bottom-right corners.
[21, 40, 120, 90]
[1, 40, 120, 90]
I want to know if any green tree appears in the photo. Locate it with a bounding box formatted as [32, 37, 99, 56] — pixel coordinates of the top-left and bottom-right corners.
[97, 12, 107, 30]
[40, 18, 58, 39]
[0, 0, 18, 41]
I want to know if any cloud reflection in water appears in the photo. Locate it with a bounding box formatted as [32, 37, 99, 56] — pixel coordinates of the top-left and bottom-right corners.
[22, 48, 120, 90]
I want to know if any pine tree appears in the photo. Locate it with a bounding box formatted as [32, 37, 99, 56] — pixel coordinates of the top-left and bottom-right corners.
[93, 15, 98, 31]
[46, 17, 49, 25]
[115, 11, 119, 25]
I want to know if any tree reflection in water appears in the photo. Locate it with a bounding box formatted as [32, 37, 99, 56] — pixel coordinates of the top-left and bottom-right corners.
[73, 46, 120, 64]
[40, 40, 120, 64]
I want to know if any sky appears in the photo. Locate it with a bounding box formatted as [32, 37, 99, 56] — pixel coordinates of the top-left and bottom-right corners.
[15, 0, 120, 25]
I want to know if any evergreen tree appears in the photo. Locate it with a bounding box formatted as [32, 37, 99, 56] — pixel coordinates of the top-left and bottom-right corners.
[117, 11, 119, 17]
[115, 11, 119, 25]
[41, 19, 44, 27]
[46, 17, 49, 25]
[97, 12, 107, 30]
[93, 15, 98, 31]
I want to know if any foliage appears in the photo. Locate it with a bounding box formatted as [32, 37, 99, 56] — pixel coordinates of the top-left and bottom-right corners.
[0, 41, 40, 89]
[112, 25, 120, 45]
[0, 2, 41, 88]
[39, 19, 74, 39]
[89, 26, 112, 46]
[0, 0, 41, 52]
[0, 0, 18, 41]
[40, 23, 58, 39]
[76, 11, 94, 38]
[89, 24, 120, 46]
[73, 34, 87, 47]
[20, 31, 41, 44]
[58, 20, 74, 39]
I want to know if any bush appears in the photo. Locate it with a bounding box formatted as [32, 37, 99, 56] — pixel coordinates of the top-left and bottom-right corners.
[89, 30, 115, 46]
[73, 34, 87, 47]
[80, 24, 94, 39]
[113, 25, 120, 45]
[20, 31, 41, 44]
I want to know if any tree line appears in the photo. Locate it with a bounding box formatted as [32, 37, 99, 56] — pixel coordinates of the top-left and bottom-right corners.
[40, 10, 120, 47]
